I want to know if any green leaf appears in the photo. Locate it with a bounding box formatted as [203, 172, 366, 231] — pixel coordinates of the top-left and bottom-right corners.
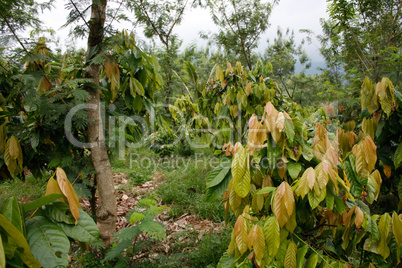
[206, 173, 231, 202]
[43, 200, 75, 224]
[138, 221, 166, 241]
[105, 238, 132, 261]
[138, 199, 158, 208]
[304, 253, 318, 268]
[57, 209, 100, 243]
[296, 244, 308, 268]
[284, 241, 297, 268]
[129, 77, 145, 96]
[393, 142, 402, 169]
[24, 194, 65, 212]
[325, 190, 335, 210]
[216, 252, 235, 268]
[399, 179, 402, 203]
[231, 146, 246, 183]
[287, 162, 302, 180]
[233, 149, 250, 198]
[264, 216, 280, 258]
[115, 226, 140, 241]
[2, 197, 24, 234]
[368, 217, 381, 242]
[307, 190, 323, 210]
[130, 212, 145, 224]
[256, 186, 276, 195]
[206, 161, 231, 188]
[0, 235, 5, 268]
[0, 214, 41, 268]
[285, 118, 295, 144]
[377, 213, 391, 259]
[26, 216, 70, 268]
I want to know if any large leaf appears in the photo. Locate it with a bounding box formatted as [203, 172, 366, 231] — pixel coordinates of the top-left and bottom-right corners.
[234, 215, 248, 255]
[45, 177, 67, 203]
[273, 182, 294, 227]
[284, 241, 297, 268]
[304, 253, 318, 268]
[263, 216, 280, 258]
[0, 214, 41, 268]
[129, 76, 145, 96]
[2, 197, 24, 234]
[24, 193, 65, 212]
[377, 213, 391, 259]
[296, 244, 308, 268]
[393, 142, 402, 169]
[205, 173, 231, 202]
[392, 212, 402, 259]
[57, 209, 100, 243]
[4, 136, 23, 178]
[26, 216, 70, 268]
[43, 201, 75, 225]
[217, 252, 235, 268]
[206, 161, 231, 188]
[287, 162, 302, 180]
[231, 146, 246, 183]
[0, 234, 5, 268]
[233, 150, 250, 198]
[56, 167, 80, 224]
[247, 225, 265, 261]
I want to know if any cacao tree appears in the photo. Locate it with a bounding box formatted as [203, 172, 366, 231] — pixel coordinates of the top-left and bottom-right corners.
[207, 77, 401, 267]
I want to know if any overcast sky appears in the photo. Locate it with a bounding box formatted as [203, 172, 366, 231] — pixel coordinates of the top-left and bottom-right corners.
[40, 0, 329, 71]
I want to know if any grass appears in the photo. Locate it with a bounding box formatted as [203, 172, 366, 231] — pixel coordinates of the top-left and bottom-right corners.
[155, 157, 225, 221]
[0, 174, 47, 211]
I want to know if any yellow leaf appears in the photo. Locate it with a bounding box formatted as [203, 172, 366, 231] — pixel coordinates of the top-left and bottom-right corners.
[8, 136, 20, 158]
[277, 156, 287, 180]
[262, 175, 274, 198]
[355, 207, 364, 228]
[233, 151, 251, 198]
[235, 215, 248, 254]
[392, 212, 402, 249]
[285, 208, 297, 233]
[284, 241, 297, 268]
[283, 182, 295, 216]
[361, 76, 376, 113]
[228, 229, 236, 255]
[46, 177, 68, 202]
[231, 145, 246, 182]
[354, 143, 369, 178]
[246, 82, 252, 96]
[315, 163, 328, 190]
[312, 123, 330, 161]
[342, 206, 356, 228]
[4, 136, 23, 178]
[295, 168, 312, 198]
[368, 170, 382, 201]
[378, 213, 391, 259]
[248, 225, 265, 261]
[276, 112, 285, 132]
[264, 102, 282, 144]
[377, 78, 395, 118]
[306, 167, 316, 190]
[273, 182, 293, 227]
[363, 135, 377, 173]
[56, 167, 80, 224]
[252, 192, 264, 213]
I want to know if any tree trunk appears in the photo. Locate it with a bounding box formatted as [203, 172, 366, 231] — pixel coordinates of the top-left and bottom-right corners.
[84, 0, 116, 244]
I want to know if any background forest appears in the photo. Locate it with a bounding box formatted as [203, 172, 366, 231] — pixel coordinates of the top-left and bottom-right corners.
[0, 0, 401, 267]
